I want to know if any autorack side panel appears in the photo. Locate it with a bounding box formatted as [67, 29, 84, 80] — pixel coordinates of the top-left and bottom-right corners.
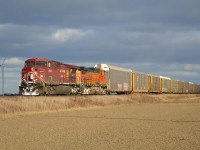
[198, 85, 200, 94]
[95, 64, 132, 93]
[184, 81, 189, 94]
[132, 71, 148, 92]
[108, 65, 132, 92]
[178, 80, 184, 94]
[192, 84, 196, 94]
[160, 76, 171, 93]
[194, 84, 198, 94]
[148, 74, 161, 93]
[189, 82, 197, 94]
[171, 79, 179, 93]
[196, 85, 200, 94]
[193, 84, 199, 94]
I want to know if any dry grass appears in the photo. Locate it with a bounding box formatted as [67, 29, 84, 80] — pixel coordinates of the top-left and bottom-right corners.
[0, 94, 200, 115]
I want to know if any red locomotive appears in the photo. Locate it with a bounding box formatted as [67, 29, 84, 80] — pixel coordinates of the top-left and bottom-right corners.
[19, 58, 107, 95]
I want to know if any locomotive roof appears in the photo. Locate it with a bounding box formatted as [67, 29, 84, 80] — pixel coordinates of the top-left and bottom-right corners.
[79, 66, 100, 73]
[48, 60, 79, 68]
[95, 64, 132, 72]
[25, 58, 48, 62]
[64, 64, 80, 69]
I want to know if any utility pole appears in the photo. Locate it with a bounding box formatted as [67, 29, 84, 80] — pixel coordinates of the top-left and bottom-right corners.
[0, 58, 6, 96]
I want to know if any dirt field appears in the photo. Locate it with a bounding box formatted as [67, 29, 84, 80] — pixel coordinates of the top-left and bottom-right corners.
[0, 98, 200, 150]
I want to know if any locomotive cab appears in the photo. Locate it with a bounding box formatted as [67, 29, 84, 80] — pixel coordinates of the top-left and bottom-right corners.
[20, 58, 48, 95]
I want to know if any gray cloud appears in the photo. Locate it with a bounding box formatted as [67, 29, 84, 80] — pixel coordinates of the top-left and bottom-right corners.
[1, 0, 200, 93]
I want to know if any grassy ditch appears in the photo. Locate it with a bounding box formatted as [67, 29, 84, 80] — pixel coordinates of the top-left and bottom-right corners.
[0, 94, 200, 115]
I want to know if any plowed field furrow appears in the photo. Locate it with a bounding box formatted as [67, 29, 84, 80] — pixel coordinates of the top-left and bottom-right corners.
[0, 103, 200, 150]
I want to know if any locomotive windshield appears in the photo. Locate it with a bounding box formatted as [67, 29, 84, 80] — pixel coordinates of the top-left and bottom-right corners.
[36, 61, 47, 67]
[25, 61, 35, 67]
[25, 61, 47, 67]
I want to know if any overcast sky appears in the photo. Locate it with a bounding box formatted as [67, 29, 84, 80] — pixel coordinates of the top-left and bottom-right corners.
[0, 0, 200, 94]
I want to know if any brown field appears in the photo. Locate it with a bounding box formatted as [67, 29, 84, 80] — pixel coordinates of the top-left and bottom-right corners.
[0, 94, 200, 150]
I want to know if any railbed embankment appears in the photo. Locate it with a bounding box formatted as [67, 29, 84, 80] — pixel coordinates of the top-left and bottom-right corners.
[0, 94, 200, 115]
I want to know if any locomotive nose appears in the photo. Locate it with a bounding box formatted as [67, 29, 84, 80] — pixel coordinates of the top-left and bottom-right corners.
[22, 67, 37, 82]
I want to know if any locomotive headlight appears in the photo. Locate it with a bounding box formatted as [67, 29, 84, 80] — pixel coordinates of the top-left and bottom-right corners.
[33, 79, 36, 83]
[30, 74, 34, 79]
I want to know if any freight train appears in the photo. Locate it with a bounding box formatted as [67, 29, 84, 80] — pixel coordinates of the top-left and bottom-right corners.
[19, 58, 200, 95]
